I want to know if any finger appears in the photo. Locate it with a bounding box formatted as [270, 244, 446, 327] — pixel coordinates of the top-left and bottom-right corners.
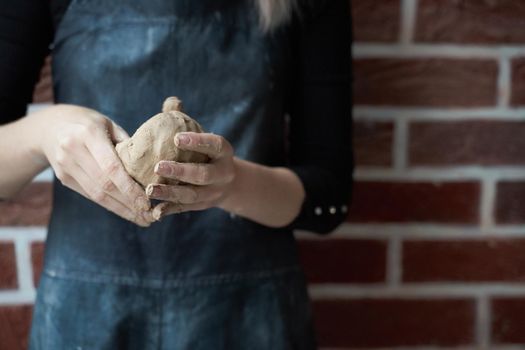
[109, 121, 130, 144]
[83, 122, 150, 211]
[146, 183, 222, 204]
[152, 201, 211, 220]
[55, 130, 144, 216]
[74, 167, 153, 227]
[154, 161, 228, 185]
[55, 162, 152, 227]
[174, 132, 233, 159]
[74, 144, 142, 213]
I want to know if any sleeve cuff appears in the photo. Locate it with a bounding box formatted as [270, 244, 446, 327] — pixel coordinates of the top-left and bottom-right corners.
[282, 165, 350, 234]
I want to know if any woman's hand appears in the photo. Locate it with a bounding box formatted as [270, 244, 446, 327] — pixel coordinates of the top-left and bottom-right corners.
[31, 104, 154, 227]
[146, 132, 236, 220]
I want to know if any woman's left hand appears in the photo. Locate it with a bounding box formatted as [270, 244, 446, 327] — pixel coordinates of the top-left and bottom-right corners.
[146, 132, 237, 220]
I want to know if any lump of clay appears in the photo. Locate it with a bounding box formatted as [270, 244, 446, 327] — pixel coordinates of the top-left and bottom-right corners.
[116, 96, 209, 188]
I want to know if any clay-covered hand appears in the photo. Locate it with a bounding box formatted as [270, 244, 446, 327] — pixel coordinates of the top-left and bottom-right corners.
[146, 132, 236, 220]
[35, 104, 154, 227]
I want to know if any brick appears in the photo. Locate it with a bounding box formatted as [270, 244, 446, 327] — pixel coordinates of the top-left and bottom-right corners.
[32, 56, 53, 103]
[511, 58, 525, 106]
[0, 183, 52, 226]
[313, 298, 475, 347]
[354, 120, 393, 167]
[492, 298, 525, 344]
[298, 239, 386, 283]
[354, 59, 497, 107]
[416, 0, 525, 44]
[31, 242, 45, 288]
[495, 182, 525, 224]
[352, 0, 400, 42]
[0, 242, 17, 289]
[347, 181, 480, 224]
[404, 239, 525, 282]
[0, 305, 32, 350]
[409, 120, 525, 166]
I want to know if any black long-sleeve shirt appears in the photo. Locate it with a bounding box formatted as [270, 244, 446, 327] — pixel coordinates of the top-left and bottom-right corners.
[0, 0, 353, 234]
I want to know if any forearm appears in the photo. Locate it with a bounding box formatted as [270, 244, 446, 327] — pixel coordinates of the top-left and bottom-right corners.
[0, 112, 48, 199]
[218, 158, 305, 228]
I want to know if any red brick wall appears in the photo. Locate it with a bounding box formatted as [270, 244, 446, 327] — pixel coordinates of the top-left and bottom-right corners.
[3, 0, 525, 348]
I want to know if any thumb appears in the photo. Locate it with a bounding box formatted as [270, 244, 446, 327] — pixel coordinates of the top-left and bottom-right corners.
[109, 121, 130, 144]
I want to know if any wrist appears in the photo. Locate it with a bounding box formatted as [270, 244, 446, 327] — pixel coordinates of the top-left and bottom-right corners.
[24, 105, 60, 166]
[25, 104, 75, 164]
[217, 157, 245, 213]
[216, 158, 306, 227]
[17, 108, 55, 167]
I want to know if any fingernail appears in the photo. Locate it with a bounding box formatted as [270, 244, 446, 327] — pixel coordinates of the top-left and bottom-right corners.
[155, 162, 169, 175]
[151, 187, 161, 197]
[152, 205, 165, 221]
[145, 184, 154, 196]
[176, 134, 190, 146]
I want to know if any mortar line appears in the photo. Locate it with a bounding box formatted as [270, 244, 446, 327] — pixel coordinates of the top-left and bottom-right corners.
[0, 228, 47, 241]
[355, 167, 525, 180]
[353, 43, 525, 58]
[386, 236, 402, 286]
[295, 223, 525, 240]
[34, 168, 53, 182]
[497, 56, 512, 108]
[0, 290, 36, 305]
[320, 347, 521, 350]
[480, 178, 497, 230]
[307, 284, 525, 299]
[14, 236, 34, 292]
[27, 103, 52, 114]
[353, 106, 525, 120]
[476, 295, 491, 348]
[399, 0, 417, 45]
[393, 118, 408, 171]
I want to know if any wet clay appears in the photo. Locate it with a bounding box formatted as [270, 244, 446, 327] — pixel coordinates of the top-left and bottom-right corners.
[116, 96, 209, 188]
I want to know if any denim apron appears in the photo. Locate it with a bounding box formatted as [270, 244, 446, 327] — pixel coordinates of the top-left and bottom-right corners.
[29, 0, 317, 349]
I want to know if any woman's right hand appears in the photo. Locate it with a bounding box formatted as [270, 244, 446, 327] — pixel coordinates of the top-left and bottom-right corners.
[29, 104, 154, 227]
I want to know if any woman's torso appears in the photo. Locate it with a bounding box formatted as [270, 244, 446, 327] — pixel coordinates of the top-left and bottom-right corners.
[29, 0, 321, 348]
[44, 0, 301, 284]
